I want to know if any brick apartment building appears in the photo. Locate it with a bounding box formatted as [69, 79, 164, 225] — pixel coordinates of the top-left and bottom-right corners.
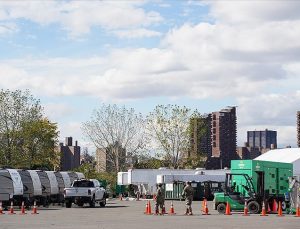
[190, 106, 237, 169]
[57, 137, 81, 171]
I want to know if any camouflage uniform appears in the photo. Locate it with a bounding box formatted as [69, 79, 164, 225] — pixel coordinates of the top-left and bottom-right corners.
[182, 182, 194, 215]
[155, 184, 165, 214]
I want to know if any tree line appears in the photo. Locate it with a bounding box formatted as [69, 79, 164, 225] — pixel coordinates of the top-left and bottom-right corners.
[82, 104, 209, 173]
[0, 89, 208, 173]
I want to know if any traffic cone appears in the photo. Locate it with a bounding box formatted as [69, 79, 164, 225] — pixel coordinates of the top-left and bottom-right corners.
[119, 194, 123, 201]
[202, 198, 206, 212]
[31, 201, 39, 215]
[147, 200, 152, 215]
[0, 201, 4, 215]
[260, 202, 268, 216]
[295, 202, 300, 217]
[169, 201, 176, 215]
[225, 201, 232, 215]
[144, 201, 149, 214]
[272, 199, 277, 213]
[19, 201, 27, 215]
[8, 201, 15, 215]
[202, 199, 210, 215]
[277, 201, 284, 217]
[242, 201, 249, 216]
[153, 194, 156, 201]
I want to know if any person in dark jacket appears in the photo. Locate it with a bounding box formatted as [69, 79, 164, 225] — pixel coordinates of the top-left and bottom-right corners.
[155, 183, 165, 214]
[182, 181, 194, 215]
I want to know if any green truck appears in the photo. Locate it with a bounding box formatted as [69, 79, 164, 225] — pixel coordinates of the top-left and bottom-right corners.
[213, 160, 293, 214]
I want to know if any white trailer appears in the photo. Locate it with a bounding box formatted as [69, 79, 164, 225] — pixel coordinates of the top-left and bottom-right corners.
[126, 168, 228, 195]
[117, 172, 128, 185]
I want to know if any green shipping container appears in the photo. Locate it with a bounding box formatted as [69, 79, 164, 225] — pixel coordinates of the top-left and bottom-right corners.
[231, 160, 293, 198]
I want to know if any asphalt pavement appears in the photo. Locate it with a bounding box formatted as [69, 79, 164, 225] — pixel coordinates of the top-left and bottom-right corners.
[0, 199, 299, 229]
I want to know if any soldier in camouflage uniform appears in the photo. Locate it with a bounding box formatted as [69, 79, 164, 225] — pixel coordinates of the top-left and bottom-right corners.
[155, 183, 165, 215]
[182, 181, 194, 215]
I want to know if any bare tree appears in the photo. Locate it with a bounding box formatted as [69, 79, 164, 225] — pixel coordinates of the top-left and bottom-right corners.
[82, 104, 147, 173]
[147, 104, 191, 168]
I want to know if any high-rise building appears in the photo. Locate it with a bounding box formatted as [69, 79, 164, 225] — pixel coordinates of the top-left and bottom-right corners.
[247, 129, 277, 149]
[57, 137, 81, 171]
[297, 111, 300, 148]
[189, 114, 212, 158]
[209, 106, 237, 169]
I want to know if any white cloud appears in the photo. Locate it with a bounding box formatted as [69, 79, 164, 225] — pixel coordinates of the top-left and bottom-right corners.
[43, 102, 75, 120]
[0, 1, 162, 37]
[113, 28, 162, 39]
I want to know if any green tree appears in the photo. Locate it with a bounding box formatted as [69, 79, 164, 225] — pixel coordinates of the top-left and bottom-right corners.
[20, 118, 59, 170]
[147, 104, 191, 168]
[0, 89, 59, 169]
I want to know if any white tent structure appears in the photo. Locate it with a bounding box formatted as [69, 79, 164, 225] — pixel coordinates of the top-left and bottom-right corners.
[254, 148, 300, 175]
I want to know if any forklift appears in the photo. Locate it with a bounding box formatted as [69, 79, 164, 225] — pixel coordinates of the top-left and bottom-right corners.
[214, 171, 287, 214]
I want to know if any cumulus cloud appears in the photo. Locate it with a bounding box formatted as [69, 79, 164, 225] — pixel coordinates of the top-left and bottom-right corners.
[0, 0, 162, 37]
[1, 1, 300, 146]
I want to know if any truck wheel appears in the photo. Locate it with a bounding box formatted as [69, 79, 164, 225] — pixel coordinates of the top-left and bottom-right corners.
[65, 201, 72, 208]
[89, 197, 96, 208]
[100, 198, 106, 207]
[77, 202, 84, 207]
[247, 201, 260, 214]
[217, 203, 226, 214]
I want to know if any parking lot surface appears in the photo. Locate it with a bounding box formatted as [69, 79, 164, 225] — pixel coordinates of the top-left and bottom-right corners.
[0, 199, 299, 229]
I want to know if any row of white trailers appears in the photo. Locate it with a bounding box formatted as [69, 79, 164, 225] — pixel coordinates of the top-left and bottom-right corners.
[118, 168, 228, 198]
[0, 169, 84, 207]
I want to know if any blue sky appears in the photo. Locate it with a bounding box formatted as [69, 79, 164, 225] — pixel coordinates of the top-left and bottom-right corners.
[1, 0, 300, 152]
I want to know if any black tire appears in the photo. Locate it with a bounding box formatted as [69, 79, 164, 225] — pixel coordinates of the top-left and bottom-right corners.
[100, 198, 106, 207]
[247, 201, 260, 214]
[217, 203, 226, 214]
[65, 200, 72, 208]
[77, 202, 84, 207]
[89, 196, 96, 208]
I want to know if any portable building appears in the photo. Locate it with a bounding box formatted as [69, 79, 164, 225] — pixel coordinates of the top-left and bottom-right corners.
[254, 148, 300, 175]
[60, 172, 72, 188]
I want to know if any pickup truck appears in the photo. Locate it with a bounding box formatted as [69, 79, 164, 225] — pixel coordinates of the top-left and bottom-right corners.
[64, 179, 107, 208]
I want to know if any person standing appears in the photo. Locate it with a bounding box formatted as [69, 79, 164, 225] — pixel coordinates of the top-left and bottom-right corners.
[182, 181, 194, 215]
[155, 183, 165, 215]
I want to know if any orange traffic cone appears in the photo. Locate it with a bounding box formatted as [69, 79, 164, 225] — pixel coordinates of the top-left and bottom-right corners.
[0, 201, 4, 215]
[225, 201, 232, 215]
[202, 198, 206, 212]
[153, 194, 156, 201]
[277, 201, 284, 217]
[8, 201, 15, 215]
[31, 201, 39, 215]
[119, 194, 123, 201]
[144, 201, 149, 214]
[272, 199, 277, 213]
[260, 201, 268, 216]
[19, 201, 27, 215]
[242, 201, 249, 216]
[147, 200, 152, 215]
[295, 202, 300, 217]
[169, 201, 176, 215]
[202, 199, 210, 215]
